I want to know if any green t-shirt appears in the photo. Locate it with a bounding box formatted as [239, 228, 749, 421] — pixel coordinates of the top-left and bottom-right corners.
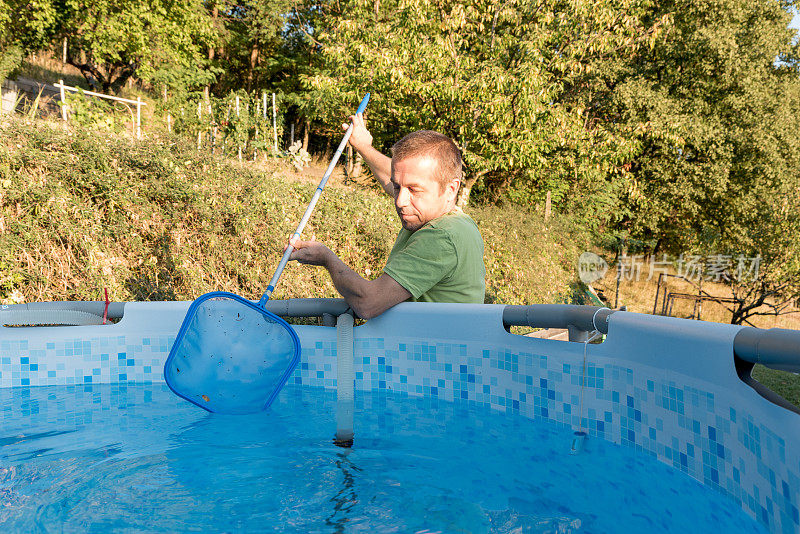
[383, 212, 486, 303]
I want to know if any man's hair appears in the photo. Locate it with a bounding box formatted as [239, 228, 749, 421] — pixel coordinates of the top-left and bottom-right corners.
[390, 130, 463, 190]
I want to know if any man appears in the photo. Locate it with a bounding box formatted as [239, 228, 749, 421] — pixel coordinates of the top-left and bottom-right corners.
[288, 114, 485, 318]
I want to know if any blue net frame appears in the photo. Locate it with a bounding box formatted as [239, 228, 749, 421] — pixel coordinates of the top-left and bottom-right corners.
[164, 292, 301, 414]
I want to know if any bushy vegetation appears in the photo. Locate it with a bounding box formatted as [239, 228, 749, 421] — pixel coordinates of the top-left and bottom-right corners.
[0, 117, 588, 306]
[4, 0, 800, 322]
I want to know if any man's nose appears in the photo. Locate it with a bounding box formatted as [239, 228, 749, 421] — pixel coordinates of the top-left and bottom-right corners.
[395, 187, 409, 207]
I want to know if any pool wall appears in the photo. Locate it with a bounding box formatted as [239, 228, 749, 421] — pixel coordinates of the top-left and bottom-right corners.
[1, 301, 799, 533]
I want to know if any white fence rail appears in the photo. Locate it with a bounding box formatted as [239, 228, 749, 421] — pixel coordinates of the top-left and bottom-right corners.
[55, 80, 145, 138]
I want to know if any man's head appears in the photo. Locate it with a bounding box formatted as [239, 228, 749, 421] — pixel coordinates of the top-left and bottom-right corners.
[390, 130, 462, 232]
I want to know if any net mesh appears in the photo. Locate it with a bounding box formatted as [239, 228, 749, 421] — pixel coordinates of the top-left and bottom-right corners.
[164, 295, 300, 414]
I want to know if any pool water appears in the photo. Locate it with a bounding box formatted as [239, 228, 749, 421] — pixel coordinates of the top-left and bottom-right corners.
[1, 384, 767, 533]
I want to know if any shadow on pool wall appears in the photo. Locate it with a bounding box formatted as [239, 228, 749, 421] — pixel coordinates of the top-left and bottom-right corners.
[1, 300, 799, 533]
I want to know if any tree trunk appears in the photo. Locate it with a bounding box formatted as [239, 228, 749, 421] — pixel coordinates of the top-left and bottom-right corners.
[247, 45, 259, 91]
[456, 170, 486, 208]
[302, 118, 310, 151]
[353, 153, 363, 178]
[346, 145, 354, 177]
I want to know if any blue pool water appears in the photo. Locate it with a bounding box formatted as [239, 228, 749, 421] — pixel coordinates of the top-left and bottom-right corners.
[0, 384, 768, 533]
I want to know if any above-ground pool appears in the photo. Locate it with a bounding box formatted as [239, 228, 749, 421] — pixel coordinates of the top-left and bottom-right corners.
[1, 300, 799, 532]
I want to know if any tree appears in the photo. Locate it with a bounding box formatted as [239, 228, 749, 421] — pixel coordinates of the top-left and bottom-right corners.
[0, 0, 59, 83]
[595, 0, 800, 323]
[303, 0, 666, 226]
[53, 0, 218, 93]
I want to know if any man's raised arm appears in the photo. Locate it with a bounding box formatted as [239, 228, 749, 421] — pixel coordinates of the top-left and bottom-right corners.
[343, 114, 394, 196]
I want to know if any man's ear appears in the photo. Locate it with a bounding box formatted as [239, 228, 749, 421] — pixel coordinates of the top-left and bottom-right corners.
[448, 179, 461, 201]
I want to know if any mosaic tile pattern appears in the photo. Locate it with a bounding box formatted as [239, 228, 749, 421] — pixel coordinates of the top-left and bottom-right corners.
[1, 323, 798, 534]
[0, 335, 173, 388]
[296, 335, 800, 534]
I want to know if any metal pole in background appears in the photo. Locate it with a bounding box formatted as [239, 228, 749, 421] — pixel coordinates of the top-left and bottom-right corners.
[272, 93, 278, 153]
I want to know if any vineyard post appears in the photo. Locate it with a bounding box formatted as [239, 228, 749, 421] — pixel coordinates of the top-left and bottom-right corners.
[236, 95, 242, 162]
[59, 79, 67, 121]
[136, 97, 141, 139]
[272, 93, 278, 153]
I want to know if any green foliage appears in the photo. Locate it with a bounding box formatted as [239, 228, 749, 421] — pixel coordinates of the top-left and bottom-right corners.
[598, 0, 800, 322]
[61, 90, 126, 132]
[158, 91, 278, 158]
[0, 0, 57, 83]
[0, 0, 58, 52]
[0, 46, 23, 85]
[51, 0, 217, 93]
[305, 0, 666, 229]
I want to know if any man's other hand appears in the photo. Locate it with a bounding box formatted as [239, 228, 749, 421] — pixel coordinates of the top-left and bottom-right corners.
[343, 113, 372, 153]
[287, 237, 333, 267]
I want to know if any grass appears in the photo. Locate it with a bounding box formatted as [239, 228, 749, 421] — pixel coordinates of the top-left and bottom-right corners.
[0, 115, 588, 308]
[752, 366, 800, 408]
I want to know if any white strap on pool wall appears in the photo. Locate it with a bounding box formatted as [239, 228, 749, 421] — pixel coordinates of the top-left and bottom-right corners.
[335, 312, 355, 444]
[1, 309, 105, 327]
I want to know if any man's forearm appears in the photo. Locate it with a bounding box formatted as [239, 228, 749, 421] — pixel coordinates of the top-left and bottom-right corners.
[322, 252, 410, 319]
[357, 145, 393, 196]
[324, 254, 371, 308]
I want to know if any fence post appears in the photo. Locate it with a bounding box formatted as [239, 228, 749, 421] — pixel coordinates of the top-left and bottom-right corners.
[167, 114, 172, 133]
[59, 79, 67, 121]
[272, 93, 278, 152]
[136, 97, 142, 139]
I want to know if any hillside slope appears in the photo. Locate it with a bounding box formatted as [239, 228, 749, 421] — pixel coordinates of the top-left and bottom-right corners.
[0, 117, 588, 306]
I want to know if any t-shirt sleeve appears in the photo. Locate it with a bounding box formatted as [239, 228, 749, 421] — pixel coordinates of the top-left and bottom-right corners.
[383, 226, 457, 300]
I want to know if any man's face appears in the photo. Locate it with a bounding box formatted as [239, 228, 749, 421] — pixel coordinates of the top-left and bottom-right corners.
[391, 155, 457, 232]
